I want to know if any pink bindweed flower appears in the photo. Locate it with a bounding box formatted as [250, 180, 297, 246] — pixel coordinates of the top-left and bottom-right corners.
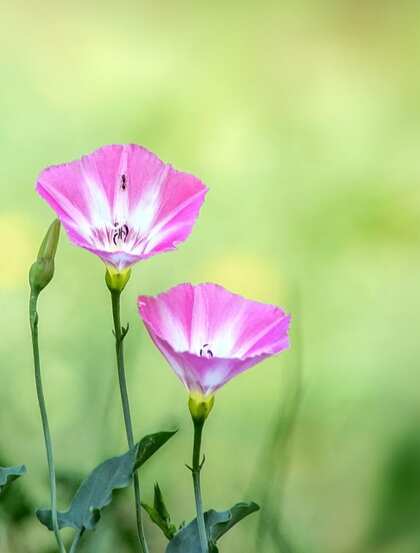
[36, 144, 207, 272]
[138, 283, 291, 398]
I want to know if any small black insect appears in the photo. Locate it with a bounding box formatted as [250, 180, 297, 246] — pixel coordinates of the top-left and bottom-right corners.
[113, 224, 129, 246]
[200, 343, 213, 358]
[121, 174, 127, 191]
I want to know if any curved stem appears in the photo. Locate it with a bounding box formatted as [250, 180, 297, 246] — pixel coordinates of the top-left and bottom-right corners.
[29, 291, 66, 553]
[192, 419, 208, 553]
[110, 290, 149, 553]
[69, 529, 84, 553]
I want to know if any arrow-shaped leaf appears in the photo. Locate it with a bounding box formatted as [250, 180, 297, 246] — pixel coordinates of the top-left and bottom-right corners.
[37, 430, 176, 531]
[166, 501, 259, 552]
[210, 502, 260, 541]
[135, 431, 176, 470]
[0, 465, 27, 493]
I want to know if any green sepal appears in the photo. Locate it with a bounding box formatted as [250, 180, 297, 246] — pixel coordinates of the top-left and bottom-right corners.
[166, 501, 259, 552]
[0, 465, 27, 494]
[188, 393, 214, 424]
[36, 430, 176, 531]
[142, 483, 177, 539]
[29, 219, 60, 294]
[105, 267, 131, 293]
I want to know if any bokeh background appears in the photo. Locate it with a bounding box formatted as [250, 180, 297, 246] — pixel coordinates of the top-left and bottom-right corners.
[1, 1, 420, 552]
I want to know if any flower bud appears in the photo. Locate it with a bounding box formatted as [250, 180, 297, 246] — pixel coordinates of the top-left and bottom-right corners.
[29, 219, 60, 294]
[188, 392, 215, 424]
[105, 267, 131, 293]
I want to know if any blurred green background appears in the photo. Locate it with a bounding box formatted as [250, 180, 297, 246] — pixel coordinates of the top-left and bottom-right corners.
[1, 1, 420, 552]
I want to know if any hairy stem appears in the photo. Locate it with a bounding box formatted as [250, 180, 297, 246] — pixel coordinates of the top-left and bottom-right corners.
[110, 290, 149, 553]
[29, 291, 66, 553]
[192, 419, 208, 553]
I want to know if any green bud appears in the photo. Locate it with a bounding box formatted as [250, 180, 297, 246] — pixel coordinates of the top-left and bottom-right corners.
[29, 219, 61, 294]
[105, 267, 131, 293]
[188, 392, 215, 424]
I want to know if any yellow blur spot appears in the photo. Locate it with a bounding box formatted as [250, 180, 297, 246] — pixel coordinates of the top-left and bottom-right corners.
[195, 251, 286, 303]
[0, 214, 38, 290]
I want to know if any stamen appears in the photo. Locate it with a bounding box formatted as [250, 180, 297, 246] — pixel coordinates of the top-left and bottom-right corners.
[112, 223, 130, 246]
[200, 343, 213, 358]
[121, 224, 129, 240]
[121, 174, 127, 190]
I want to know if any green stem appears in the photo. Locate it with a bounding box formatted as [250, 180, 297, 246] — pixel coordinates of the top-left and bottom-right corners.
[29, 291, 66, 553]
[110, 290, 149, 553]
[69, 529, 84, 553]
[192, 419, 208, 553]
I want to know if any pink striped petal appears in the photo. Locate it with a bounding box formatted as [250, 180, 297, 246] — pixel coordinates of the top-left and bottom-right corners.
[138, 283, 291, 396]
[36, 144, 207, 271]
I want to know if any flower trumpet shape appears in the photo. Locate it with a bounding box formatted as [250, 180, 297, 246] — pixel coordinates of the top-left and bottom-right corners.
[138, 283, 291, 398]
[36, 144, 207, 272]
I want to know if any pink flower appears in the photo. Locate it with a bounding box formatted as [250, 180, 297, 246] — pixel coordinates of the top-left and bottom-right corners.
[36, 144, 207, 271]
[138, 283, 291, 397]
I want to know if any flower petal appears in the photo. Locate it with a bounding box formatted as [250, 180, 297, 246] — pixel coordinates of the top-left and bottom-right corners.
[36, 144, 207, 271]
[138, 283, 291, 395]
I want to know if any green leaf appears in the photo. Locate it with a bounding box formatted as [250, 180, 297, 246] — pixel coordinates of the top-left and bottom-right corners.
[166, 502, 259, 552]
[210, 502, 260, 541]
[154, 482, 171, 521]
[0, 465, 26, 493]
[142, 483, 177, 539]
[37, 447, 137, 530]
[166, 510, 229, 553]
[135, 431, 177, 470]
[37, 430, 176, 532]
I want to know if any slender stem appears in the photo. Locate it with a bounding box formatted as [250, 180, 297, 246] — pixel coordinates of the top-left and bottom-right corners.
[192, 419, 208, 553]
[69, 529, 84, 553]
[29, 291, 66, 553]
[110, 290, 149, 553]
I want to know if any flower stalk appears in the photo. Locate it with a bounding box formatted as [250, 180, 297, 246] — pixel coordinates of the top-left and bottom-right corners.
[188, 394, 214, 553]
[108, 272, 149, 553]
[69, 529, 84, 553]
[29, 220, 66, 553]
[30, 291, 66, 553]
[191, 417, 209, 553]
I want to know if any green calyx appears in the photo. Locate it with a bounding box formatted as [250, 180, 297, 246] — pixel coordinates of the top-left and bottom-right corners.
[105, 267, 131, 293]
[188, 392, 215, 424]
[29, 219, 61, 294]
